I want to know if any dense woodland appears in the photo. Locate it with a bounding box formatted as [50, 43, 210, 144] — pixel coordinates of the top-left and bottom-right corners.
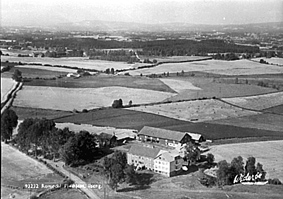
[27, 38, 260, 58]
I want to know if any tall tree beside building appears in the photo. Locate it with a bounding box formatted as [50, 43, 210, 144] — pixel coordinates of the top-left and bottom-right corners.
[1, 109, 18, 142]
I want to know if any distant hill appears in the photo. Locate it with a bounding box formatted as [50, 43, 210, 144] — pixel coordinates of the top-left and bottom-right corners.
[54, 20, 283, 33]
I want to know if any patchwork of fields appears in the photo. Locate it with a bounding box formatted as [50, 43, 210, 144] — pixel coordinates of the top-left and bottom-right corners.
[205, 140, 283, 181]
[126, 59, 283, 76]
[13, 86, 176, 111]
[16, 64, 78, 73]
[128, 99, 258, 122]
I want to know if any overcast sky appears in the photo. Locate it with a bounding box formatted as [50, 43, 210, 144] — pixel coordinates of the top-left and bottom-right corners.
[1, 0, 282, 26]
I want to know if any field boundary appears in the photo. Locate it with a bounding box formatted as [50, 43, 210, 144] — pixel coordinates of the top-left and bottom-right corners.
[217, 98, 283, 116]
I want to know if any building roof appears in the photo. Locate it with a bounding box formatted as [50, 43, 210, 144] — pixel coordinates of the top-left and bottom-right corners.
[155, 150, 180, 162]
[187, 133, 203, 141]
[138, 126, 190, 142]
[128, 144, 160, 158]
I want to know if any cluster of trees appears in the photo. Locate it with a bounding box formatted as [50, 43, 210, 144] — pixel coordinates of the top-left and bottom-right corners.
[217, 156, 266, 187]
[112, 99, 123, 108]
[137, 39, 260, 57]
[60, 131, 99, 166]
[212, 53, 240, 61]
[105, 68, 115, 74]
[89, 49, 139, 63]
[16, 118, 74, 157]
[104, 151, 137, 191]
[184, 141, 201, 165]
[15, 117, 116, 166]
[1, 109, 18, 142]
[29, 38, 260, 58]
[12, 69, 22, 82]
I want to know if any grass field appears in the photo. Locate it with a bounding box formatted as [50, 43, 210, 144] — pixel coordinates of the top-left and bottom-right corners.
[139, 55, 211, 63]
[263, 104, 283, 114]
[10, 106, 73, 120]
[163, 77, 276, 101]
[1, 56, 151, 71]
[1, 77, 17, 103]
[128, 99, 258, 122]
[223, 91, 283, 110]
[127, 59, 283, 76]
[16, 64, 78, 73]
[205, 140, 283, 181]
[13, 86, 176, 111]
[54, 108, 283, 140]
[207, 113, 283, 132]
[1, 143, 63, 199]
[23, 74, 175, 93]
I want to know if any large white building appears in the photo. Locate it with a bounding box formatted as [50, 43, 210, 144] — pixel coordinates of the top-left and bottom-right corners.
[127, 144, 184, 177]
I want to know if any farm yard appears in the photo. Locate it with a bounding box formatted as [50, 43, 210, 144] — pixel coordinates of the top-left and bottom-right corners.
[1, 56, 151, 71]
[205, 140, 283, 181]
[128, 99, 259, 122]
[222, 91, 283, 110]
[126, 59, 283, 76]
[13, 86, 176, 111]
[1, 77, 17, 103]
[1, 143, 63, 199]
[55, 122, 137, 139]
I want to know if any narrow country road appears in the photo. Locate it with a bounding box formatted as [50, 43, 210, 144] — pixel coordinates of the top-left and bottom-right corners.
[43, 159, 101, 199]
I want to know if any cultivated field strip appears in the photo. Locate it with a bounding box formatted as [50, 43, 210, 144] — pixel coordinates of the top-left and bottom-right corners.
[1, 56, 152, 71]
[128, 99, 258, 122]
[127, 59, 283, 76]
[222, 91, 283, 111]
[13, 86, 176, 111]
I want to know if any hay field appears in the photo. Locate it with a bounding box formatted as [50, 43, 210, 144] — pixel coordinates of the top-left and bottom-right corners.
[223, 91, 283, 110]
[127, 59, 283, 76]
[252, 57, 283, 66]
[206, 140, 283, 181]
[1, 56, 151, 71]
[1, 77, 17, 103]
[128, 99, 258, 122]
[14, 86, 176, 111]
[159, 79, 201, 93]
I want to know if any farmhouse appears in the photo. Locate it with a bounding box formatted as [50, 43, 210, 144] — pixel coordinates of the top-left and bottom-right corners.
[127, 144, 184, 177]
[137, 126, 192, 148]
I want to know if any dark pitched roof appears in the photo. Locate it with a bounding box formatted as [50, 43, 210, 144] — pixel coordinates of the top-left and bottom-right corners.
[128, 144, 160, 158]
[138, 126, 190, 142]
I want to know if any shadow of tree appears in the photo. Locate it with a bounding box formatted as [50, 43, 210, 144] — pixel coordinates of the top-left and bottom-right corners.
[118, 172, 155, 192]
